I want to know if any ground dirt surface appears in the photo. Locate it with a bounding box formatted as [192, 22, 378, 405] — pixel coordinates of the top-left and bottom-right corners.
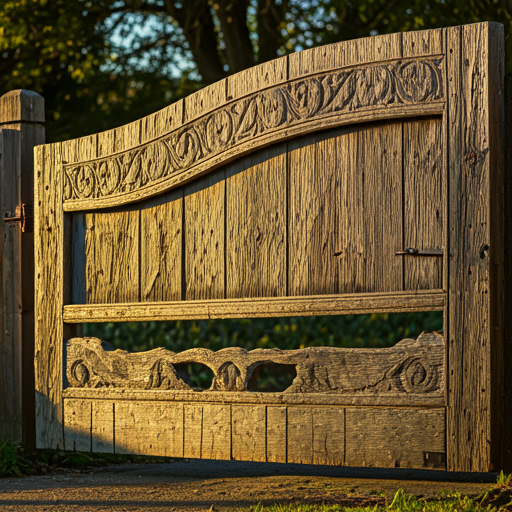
[0, 458, 497, 511]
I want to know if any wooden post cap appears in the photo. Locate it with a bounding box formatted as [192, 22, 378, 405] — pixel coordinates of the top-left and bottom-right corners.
[0, 89, 45, 124]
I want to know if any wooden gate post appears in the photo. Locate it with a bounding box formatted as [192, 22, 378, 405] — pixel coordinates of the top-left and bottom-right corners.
[0, 90, 45, 447]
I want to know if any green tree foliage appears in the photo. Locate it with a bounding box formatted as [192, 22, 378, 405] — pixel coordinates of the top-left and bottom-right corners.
[1, 0, 511, 141]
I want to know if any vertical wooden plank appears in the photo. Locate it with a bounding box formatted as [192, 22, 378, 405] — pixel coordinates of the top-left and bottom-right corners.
[361, 123, 403, 292]
[266, 406, 287, 463]
[0, 130, 22, 443]
[345, 408, 445, 469]
[312, 408, 345, 466]
[140, 99, 183, 144]
[63, 399, 91, 452]
[402, 29, 442, 57]
[288, 32, 402, 79]
[114, 402, 184, 457]
[403, 119, 443, 290]
[289, 123, 402, 296]
[226, 145, 287, 298]
[201, 404, 231, 460]
[1, 90, 44, 448]
[140, 193, 182, 302]
[183, 404, 203, 459]
[232, 405, 266, 462]
[183, 80, 226, 124]
[185, 172, 225, 300]
[288, 131, 341, 296]
[34, 142, 64, 449]
[71, 214, 86, 304]
[91, 401, 114, 453]
[487, 23, 506, 473]
[85, 211, 139, 303]
[287, 406, 312, 464]
[446, 22, 504, 472]
[226, 59, 287, 101]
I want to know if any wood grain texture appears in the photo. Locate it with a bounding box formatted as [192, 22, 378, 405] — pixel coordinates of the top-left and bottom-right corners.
[85, 211, 139, 303]
[0, 89, 45, 125]
[312, 408, 345, 465]
[288, 32, 402, 78]
[226, 144, 286, 298]
[231, 405, 266, 462]
[446, 22, 504, 472]
[184, 404, 203, 459]
[345, 408, 445, 469]
[140, 192, 182, 301]
[402, 29, 443, 58]
[289, 122, 403, 295]
[403, 118, 443, 290]
[64, 399, 91, 452]
[185, 172, 225, 300]
[63, 290, 444, 322]
[0, 130, 22, 443]
[91, 401, 114, 453]
[201, 404, 231, 460]
[0, 90, 44, 448]
[226, 58, 287, 101]
[140, 100, 183, 145]
[287, 406, 313, 464]
[486, 22, 506, 473]
[34, 142, 64, 449]
[114, 402, 184, 456]
[266, 406, 287, 463]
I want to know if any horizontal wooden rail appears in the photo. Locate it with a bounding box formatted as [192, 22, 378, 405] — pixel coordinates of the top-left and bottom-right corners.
[63, 290, 445, 323]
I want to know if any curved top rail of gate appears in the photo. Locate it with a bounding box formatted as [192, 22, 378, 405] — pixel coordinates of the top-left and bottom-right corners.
[61, 29, 445, 211]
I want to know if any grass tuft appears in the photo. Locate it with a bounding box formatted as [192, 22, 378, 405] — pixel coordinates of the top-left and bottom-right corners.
[0, 438, 36, 477]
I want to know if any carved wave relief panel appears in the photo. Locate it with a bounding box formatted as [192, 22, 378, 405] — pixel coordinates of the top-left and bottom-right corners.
[66, 331, 444, 396]
[63, 57, 444, 204]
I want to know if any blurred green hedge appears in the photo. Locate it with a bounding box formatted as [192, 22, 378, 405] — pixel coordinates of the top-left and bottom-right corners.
[83, 311, 443, 353]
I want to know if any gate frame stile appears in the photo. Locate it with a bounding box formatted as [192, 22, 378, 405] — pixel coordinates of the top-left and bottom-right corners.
[33, 22, 507, 471]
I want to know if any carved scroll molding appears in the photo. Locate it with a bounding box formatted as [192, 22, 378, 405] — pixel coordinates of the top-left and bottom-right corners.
[66, 332, 444, 397]
[63, 57, 444, 211]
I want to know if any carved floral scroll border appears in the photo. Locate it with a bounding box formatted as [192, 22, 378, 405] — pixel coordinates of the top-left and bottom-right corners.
[63, 56, 444, 203]
[66, 332, 444, 396]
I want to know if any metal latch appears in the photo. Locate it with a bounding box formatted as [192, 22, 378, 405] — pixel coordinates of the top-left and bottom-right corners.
[395, 247, 443, 257]
[3, 204, 33, 233]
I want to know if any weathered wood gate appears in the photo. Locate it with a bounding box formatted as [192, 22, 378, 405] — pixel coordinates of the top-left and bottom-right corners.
[34, 23, 507, 472]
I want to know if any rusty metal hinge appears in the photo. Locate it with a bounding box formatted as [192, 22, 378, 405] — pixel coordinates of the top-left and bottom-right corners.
[395, 247, 443, 257]
[3, 204, 33, 233]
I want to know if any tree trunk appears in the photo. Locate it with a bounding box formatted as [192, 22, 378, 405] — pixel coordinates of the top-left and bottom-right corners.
[216, 0, 255, 73]
[169, 1, 226, 84]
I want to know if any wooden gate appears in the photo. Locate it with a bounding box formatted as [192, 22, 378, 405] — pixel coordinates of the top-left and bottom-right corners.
[34, 23, 506, 472]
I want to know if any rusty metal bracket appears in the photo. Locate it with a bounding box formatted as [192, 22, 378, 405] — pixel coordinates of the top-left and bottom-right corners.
[3, 204, 33, 233]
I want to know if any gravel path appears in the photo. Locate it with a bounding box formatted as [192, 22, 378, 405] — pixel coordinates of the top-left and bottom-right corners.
[0, 459, 496, 511]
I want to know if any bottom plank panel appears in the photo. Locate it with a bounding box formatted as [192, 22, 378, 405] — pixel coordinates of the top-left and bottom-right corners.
[345, 408, 446, 469]
[62, 399, 445, 469]
[232, 405, 266, 462]
[266, 406, 287, 463]
[64, 399, 91, 452]
[92, 401, 114, 453]
[114, 402, 184, 457]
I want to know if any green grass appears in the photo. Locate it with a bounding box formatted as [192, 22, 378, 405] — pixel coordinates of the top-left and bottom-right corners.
[0, 438, 175, 477]
[239, 475, 512, 512]
[244, 490, 505, 511]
